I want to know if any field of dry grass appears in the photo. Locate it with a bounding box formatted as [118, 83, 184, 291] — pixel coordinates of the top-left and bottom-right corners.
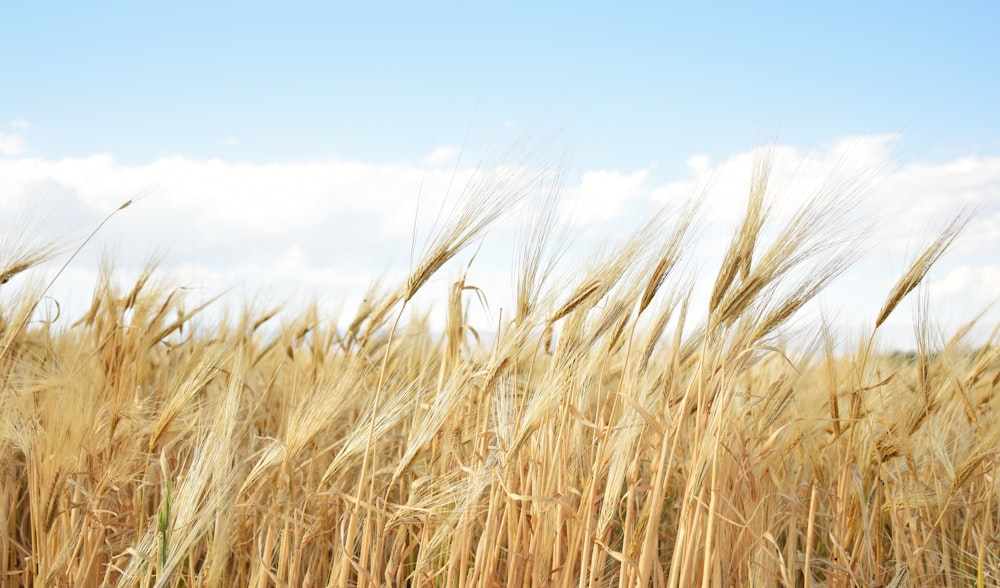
[1, 154, 998, 587]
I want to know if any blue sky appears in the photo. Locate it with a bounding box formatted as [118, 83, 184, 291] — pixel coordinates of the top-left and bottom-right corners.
[4, 2, 998, 168]
[1, 2, 999, 348]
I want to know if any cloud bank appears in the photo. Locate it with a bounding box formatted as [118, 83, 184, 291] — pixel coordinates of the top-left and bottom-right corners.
[1, 136, 998, 349]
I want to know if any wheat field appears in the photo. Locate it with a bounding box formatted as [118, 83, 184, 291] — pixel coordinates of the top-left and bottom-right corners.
[1, 154, 998, 587]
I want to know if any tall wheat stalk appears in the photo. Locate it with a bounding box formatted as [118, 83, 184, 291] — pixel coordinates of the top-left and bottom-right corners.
[0, 152, 996, 587]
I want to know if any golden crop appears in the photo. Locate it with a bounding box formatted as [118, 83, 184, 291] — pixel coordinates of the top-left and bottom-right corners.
[1, 154, 996, 587]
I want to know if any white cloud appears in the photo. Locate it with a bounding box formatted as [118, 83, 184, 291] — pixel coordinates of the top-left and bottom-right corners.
[686, 154, 711, 174]
[0, 132, 25, 155]
[423, 145, 459, 165]
[0, 136, 998, 349]
[568, 168, 649, 225]
[9, 118, 29, 130]
[0, 154, 477, 239]
[930, 264, 1000, 302]
[646, 136, 1000, 348]
[652, 136, 900, 227]
[0, 152, 499, 324]
[222, 137, 240, 147]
